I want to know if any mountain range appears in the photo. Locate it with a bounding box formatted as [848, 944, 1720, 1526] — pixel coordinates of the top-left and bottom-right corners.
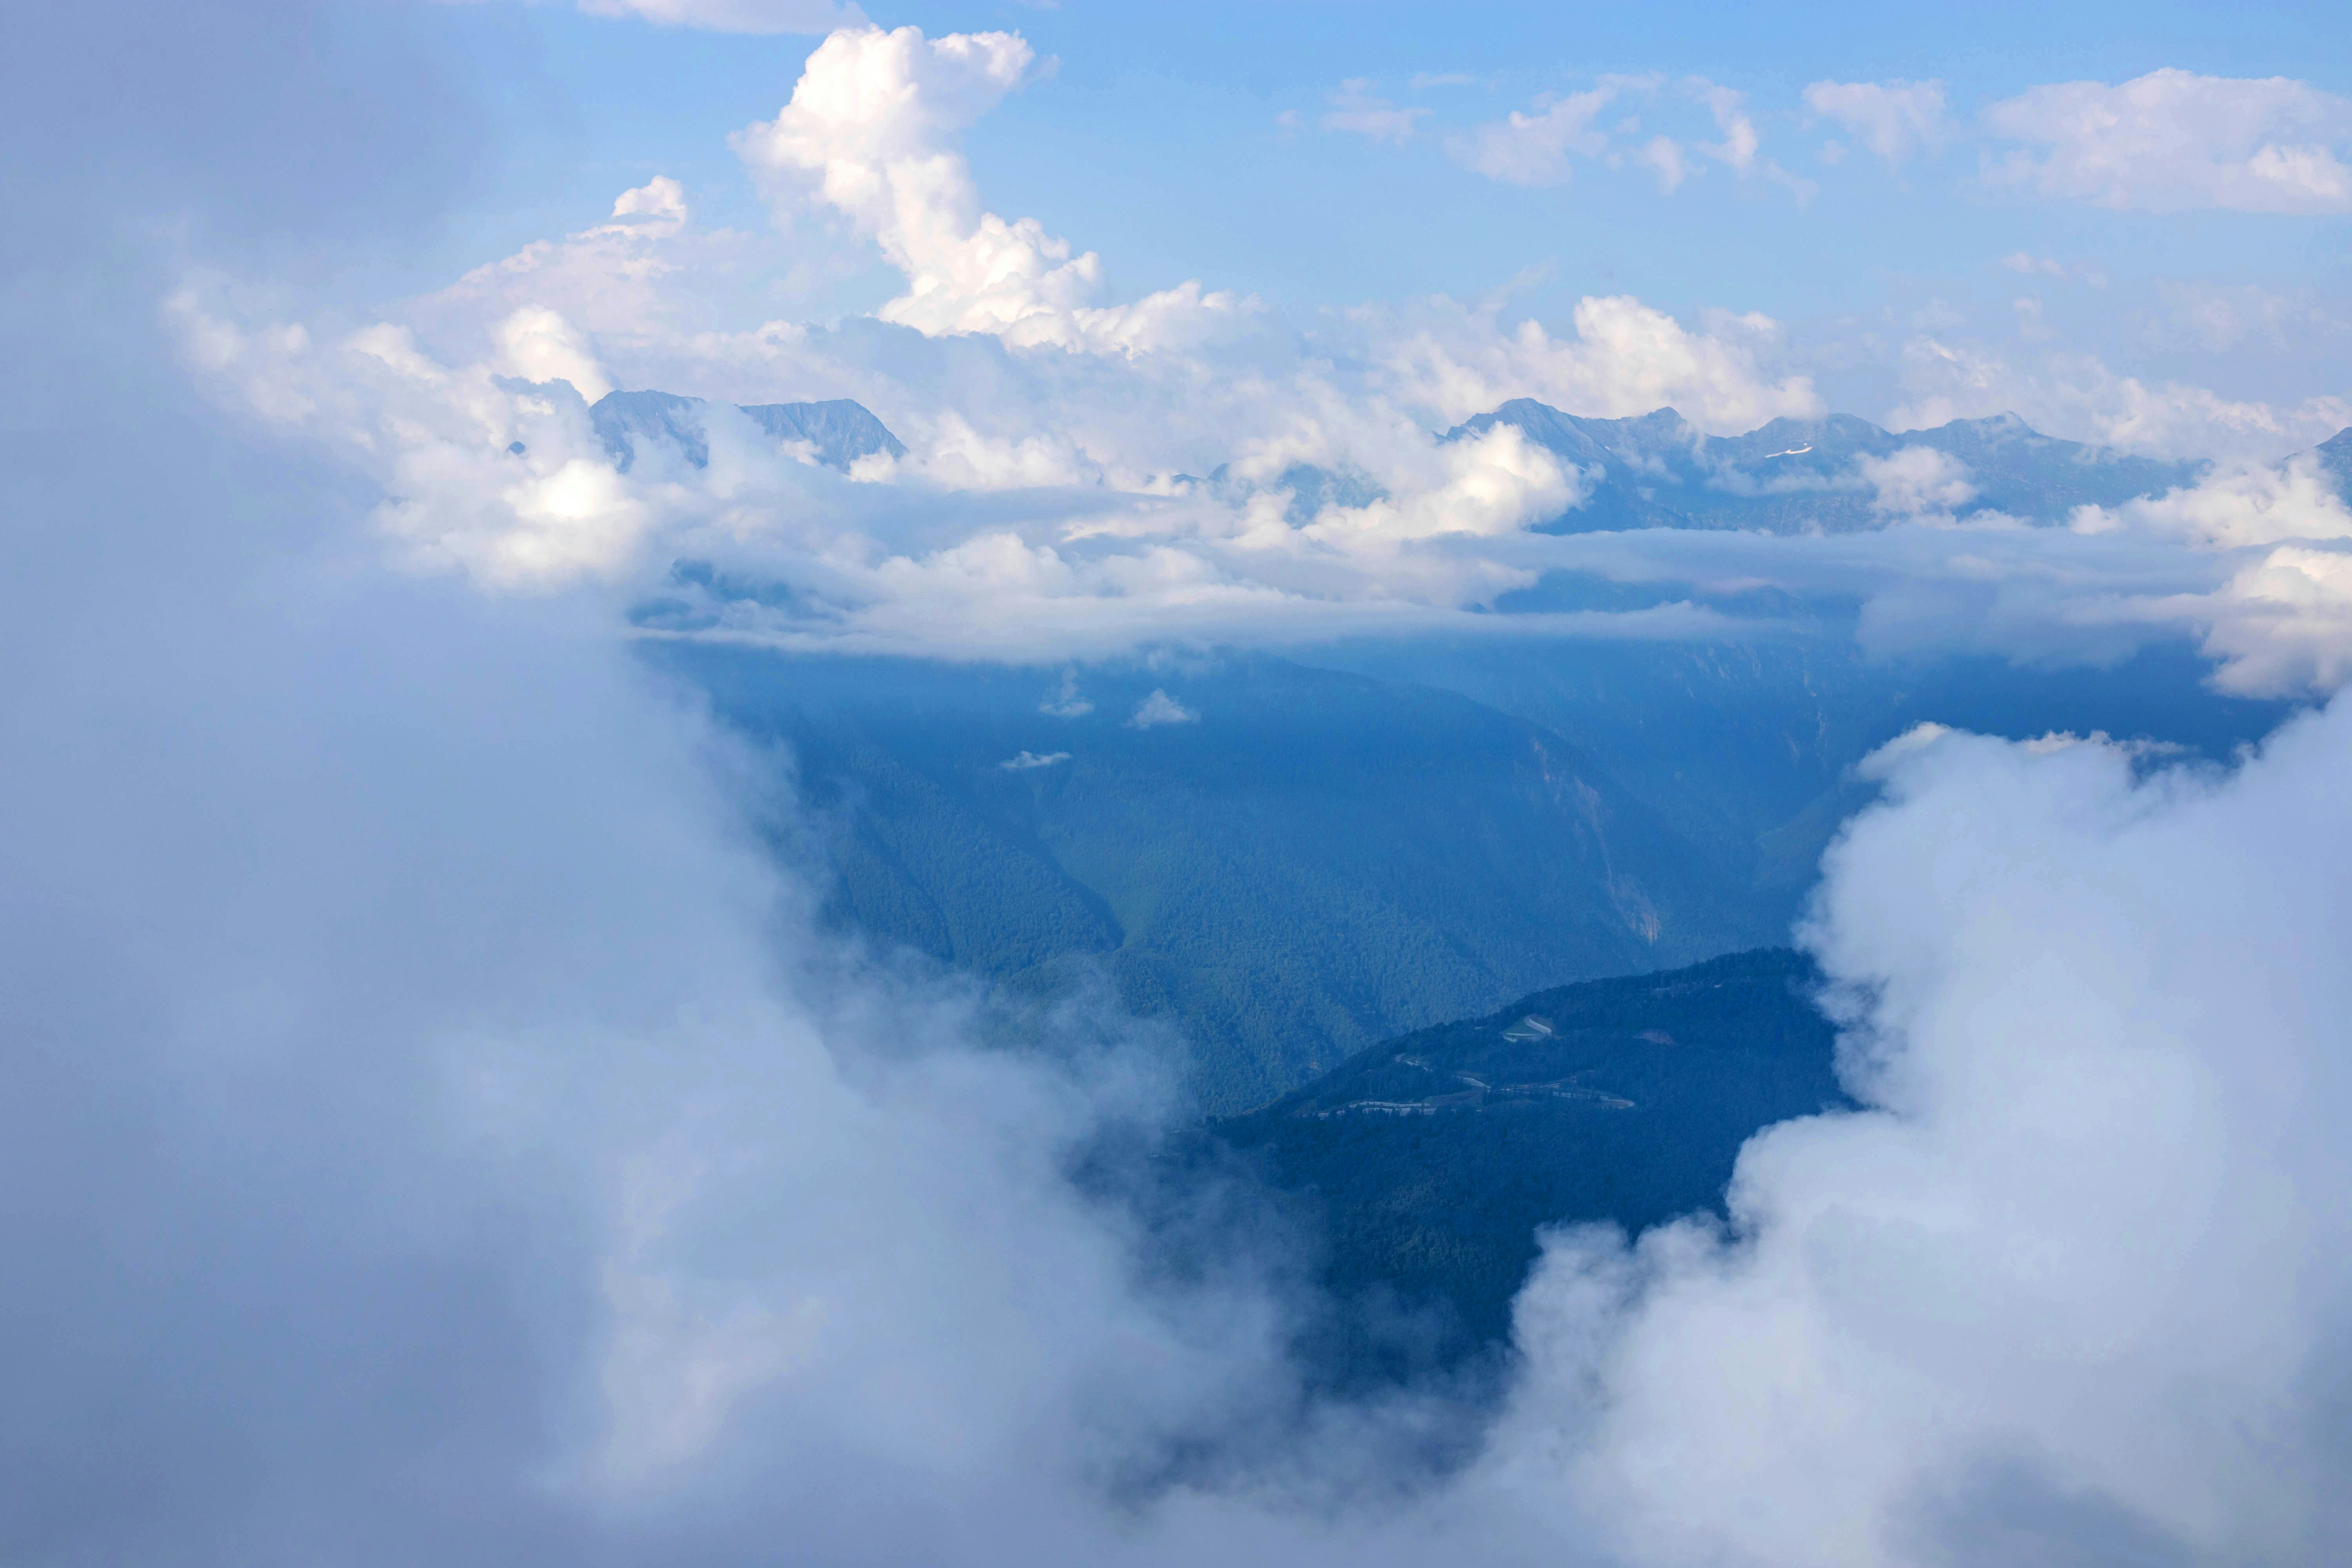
[582, 381, 2352, 534]
[589, 388, 906, 472]
[1446, 401, 2203, 532]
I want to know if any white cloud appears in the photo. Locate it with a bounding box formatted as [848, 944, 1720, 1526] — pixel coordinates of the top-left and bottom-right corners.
[1038, 672, 1093, 717]
[608, 173, 690, 232]
[1890, 335, 2352, 462]
[65, 7, 2352, 1561]
[998, 750, 1070, 769]
[1688, 79, 1759, 173]
[400, 174, 817, 380]
[574, 0, 863, 33]
[1447, 76, 1805, 198]
[891, 408, 1102, 489]
[495, 305, 614, 401]
[1691, 78, 1815, 201]
[1802, 78, 1953, 165]
[177, 266, 1830, 638]
[49, 332, 2352, 1553]
[1858, 445, 1978, 521]
[1450, 82, 1624, 185]
[735, 25, 1255, 356]
[1296, 423, 1579, 547]
[1125, 690, 1197, 728]
[2071, 453, 2352, 548]
[1321, 80, 1429, 146]
[2192, 544, 2352, 693]
[1633, 135, 1688, 194]
[1382, 293, 1823, 432]
[1983, 68, 2352, 214]
[1499, 707, 2352, 1564]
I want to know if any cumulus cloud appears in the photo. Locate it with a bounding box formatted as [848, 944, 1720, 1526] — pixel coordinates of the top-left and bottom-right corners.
[735, 26, 1254, 355]
[999, 748, 1071, 768]
[495, 304, 615, 399]
[1803, 78, 1954, 165]
[1299, 424, 1579, 544]
[1890, 335, 2352, 462]
[1382, 293, 1822, 431]
[1494, 708, 2352, 1565]
[2060, 456, 2352, 693]
[1126, 689, 1198, 728]
[1983, 68, 2352, 214]
[1859, 445, 1979, 521]
[172, 292, 659, 583]
[2190, 544, 2352, 693]
[2072, 452, 2352, 548]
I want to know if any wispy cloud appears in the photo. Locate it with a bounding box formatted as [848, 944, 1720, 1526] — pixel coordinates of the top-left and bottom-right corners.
[1320, 79, 1430, 146]
[1982, 69, 2352, 213]
[1802, 78, 1955, 165]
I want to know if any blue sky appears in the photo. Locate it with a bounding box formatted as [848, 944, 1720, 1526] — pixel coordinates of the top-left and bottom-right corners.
[381, 0, 2352, 420]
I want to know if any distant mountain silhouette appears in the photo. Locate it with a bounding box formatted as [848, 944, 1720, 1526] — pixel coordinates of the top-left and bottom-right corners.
[589, 388, 905, 473]
[1442, 400, 2200, 533]
[2310, 426, 2352, 499]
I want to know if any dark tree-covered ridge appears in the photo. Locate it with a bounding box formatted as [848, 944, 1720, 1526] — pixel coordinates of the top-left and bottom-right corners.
[1212, 947, 1853, 1374]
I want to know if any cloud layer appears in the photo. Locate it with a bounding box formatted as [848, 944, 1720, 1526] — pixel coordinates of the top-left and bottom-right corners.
[1497, 708, 2352, 1565]
[17, 11, 2352, 1565]
[22, 317, 2352, 1564]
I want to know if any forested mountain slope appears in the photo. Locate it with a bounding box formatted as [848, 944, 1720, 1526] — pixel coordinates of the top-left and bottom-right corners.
[657, 645, 1776, 1110]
